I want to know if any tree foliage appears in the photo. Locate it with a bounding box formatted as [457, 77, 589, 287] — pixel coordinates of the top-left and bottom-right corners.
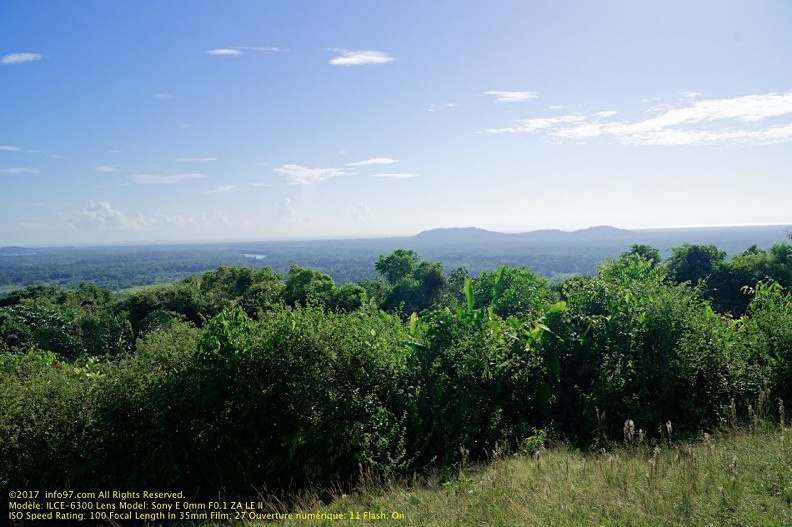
[2, 246, 792, 503]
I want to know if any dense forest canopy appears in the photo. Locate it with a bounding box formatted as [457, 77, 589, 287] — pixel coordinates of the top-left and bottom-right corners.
[1, 239, 791, 503]
[1, 225, 788, 292]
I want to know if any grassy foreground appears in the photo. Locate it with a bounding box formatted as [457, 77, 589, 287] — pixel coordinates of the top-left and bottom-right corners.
[197, 425, 791, 527]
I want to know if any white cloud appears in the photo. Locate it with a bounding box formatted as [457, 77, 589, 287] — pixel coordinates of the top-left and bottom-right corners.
[682, 91, 702, 99]
[157, 211, 230, 228]
[0, 167, 38, 174]
[153, 93, 172, 100]
[487, 90, 792, 146]
[329, 49, 395, 66]
[617, 123, 792, 146]
[67, 201, 231, 232]
[0, 145, 23, 152]
[234, 46, 289, 52]
[206, 48, 243, 56]
[2, 53, 42, 65]
[132, 173, 205, 184]
[95, 165, 119, 173]
[347, 157, 398, 166]
[252, 182, 274, 187]
[206, 46, 288, 57]
[175, 157, 217, 163]
[373, 173, 419, 179]
[484, 91, 538, 103]
[275, 197, 302, 222]
[428, 102, 459, 112]
[274, 164, 356, 185]
[215, 211, 231, 227]
[202, 185, 240, 194]
[18, 221, 50, 230]
[68, 201, 142, 230]
[484, 115, 586, 134]
[352, 202, 373, 221]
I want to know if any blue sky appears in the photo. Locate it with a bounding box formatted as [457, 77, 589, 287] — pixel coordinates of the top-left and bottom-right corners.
[2, 0, 791, 245]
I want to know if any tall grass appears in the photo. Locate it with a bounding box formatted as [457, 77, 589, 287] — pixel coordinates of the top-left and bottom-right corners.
[209, 423, 790, 527]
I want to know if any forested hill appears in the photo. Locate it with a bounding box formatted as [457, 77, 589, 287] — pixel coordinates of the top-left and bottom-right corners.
[0, 246, 37, 256]
[0, 224, 789, 291]
[412, 225, 634, 244]
[412, 224, 785, 250]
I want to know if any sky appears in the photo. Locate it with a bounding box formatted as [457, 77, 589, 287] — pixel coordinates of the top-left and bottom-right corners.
[1, 0, 791, 246]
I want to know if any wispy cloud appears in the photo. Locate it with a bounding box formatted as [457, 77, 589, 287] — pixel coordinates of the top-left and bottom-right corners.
[484, 115, 586, 134]
[206, 46, 288, 56]
[428, 102, 459, 112]
[275, 164, 356, 185]
[347, 157, 398, 166]
[132, 173, 205, 184]
[252, 182, 274, 187]
[235, 46, 288, 52]
[153, 93, 172, 100]
[484, 91, 538, 103]
[175, 157, 217, 163]
[0, 167, 38, 174]
[202, 185, 240, 195]
[95, 165, 119, 173]
[19, 221, 51, 231]
[373, 173, 419, 180]
[2, 53, 43, 65]
[485, 89, 792, 146]
[206, 48, 243, 56]
[329, 49, 395, 66]
[0, 145, 24, 152]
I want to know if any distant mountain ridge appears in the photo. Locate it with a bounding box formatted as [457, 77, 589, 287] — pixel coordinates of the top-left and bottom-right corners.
[411, 224, 790, 253]
[413, 225, 636, 245]
[0, 246, 36, 256]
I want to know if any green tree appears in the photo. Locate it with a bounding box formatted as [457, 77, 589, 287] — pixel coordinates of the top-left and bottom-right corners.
[549, 254, 711, 437]
[122, 279, 204, 335]
[200, 266, 283, 316]
[283, 264, 335, 307]
[326, 283, 367, 312]
[374, 249, 420, 285]
[665, 243, 726, 285]
[626, 244, 662, 268]
[471, 265, 550, 320]
[374, 250, 449, 315]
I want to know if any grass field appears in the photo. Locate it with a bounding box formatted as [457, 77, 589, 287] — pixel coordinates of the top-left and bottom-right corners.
[194, 423, 790, 527]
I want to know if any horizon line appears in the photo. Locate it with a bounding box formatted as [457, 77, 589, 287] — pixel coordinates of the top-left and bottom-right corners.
[3, 222, 790, 249]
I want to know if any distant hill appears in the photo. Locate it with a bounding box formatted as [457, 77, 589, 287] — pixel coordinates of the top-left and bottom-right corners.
[412, 225, 637, 248]
[1, 225, 788, 291]
[0, 246, 36, 256]
[412, 227, 506, 244]
[412, 225, 789, 254]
